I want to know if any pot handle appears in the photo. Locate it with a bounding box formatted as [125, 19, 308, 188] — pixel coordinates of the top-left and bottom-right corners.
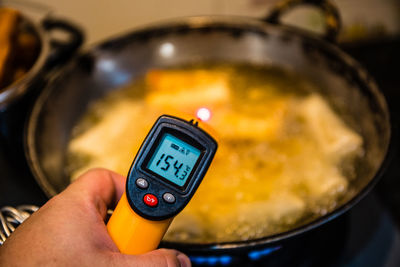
[263, 0, 341, 42]
[41, 17, 84, 68]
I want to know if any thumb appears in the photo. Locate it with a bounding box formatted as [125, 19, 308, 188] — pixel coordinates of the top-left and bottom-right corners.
[112, 248, 191, 267]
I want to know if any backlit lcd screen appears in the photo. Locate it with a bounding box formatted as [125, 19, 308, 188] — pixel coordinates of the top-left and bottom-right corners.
[146, 133, 201, 187]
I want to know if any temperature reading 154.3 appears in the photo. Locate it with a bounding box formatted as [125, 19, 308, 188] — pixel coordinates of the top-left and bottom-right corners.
[155, 153, 191, 180]
[147, 133, 201, 187]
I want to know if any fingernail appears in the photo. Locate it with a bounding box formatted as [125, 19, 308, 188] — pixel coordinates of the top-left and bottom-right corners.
[177, 253, 191, 267]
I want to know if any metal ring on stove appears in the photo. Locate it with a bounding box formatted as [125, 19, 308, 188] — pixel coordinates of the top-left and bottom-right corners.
[0, 205, 38, 245]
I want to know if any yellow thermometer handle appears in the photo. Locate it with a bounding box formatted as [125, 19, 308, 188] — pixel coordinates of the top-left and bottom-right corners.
[107, 193, 173, 255]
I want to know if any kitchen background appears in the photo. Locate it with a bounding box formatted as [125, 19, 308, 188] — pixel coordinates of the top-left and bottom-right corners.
[2, 0, 400, 44]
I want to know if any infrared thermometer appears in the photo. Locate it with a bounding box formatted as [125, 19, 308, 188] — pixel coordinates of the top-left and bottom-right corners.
[107, 115, 217, 255]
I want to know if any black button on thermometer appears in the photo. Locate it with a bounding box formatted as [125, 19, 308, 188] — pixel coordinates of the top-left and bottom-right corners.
[107, 115, 217, 254]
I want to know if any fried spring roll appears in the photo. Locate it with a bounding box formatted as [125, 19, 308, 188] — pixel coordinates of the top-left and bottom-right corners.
[0, 8, 20, 89]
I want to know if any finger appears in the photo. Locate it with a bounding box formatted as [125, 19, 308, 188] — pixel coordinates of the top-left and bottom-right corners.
[110, 249, 191, 267]
[65, 168, 126, 217]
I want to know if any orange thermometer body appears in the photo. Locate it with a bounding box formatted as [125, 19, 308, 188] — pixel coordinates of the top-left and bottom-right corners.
[107, 115, 217, 255]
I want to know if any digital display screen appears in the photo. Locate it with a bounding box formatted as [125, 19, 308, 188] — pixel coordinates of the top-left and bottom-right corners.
[146, 133, 201, 187]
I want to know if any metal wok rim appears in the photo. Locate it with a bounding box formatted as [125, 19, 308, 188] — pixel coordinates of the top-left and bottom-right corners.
[25, 15, 392, 251]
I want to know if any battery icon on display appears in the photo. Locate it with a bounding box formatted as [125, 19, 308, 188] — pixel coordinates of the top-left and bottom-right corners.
[171, 143, 179, 151]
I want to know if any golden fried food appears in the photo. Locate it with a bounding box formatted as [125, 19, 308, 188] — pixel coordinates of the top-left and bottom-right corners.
[0, 7, 40, 91]
[67, 64, 363, 243]
[0, 8, 20, 89]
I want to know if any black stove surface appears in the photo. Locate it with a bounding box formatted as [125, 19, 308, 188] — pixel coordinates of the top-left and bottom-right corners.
[1, 38, 400, 267]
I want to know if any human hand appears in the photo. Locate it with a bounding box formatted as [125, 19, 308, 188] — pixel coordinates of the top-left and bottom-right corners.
[0, 168, 191, 267]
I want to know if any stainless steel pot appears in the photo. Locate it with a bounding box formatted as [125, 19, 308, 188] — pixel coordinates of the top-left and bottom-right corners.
[24, 0, 391, 264]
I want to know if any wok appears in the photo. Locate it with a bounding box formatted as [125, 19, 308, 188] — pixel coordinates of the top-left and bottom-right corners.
[0, 7, 83, 109]
[25, 0, 391, 263]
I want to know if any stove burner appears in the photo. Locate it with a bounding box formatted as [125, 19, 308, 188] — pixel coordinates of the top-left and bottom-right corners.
[0, 205, 38, 245]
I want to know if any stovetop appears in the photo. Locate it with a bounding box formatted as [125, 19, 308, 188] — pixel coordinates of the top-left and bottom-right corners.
[1, 38, 400, 266]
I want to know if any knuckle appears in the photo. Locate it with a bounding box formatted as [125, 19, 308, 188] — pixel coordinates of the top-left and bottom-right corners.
[158, 249, 181, 267]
